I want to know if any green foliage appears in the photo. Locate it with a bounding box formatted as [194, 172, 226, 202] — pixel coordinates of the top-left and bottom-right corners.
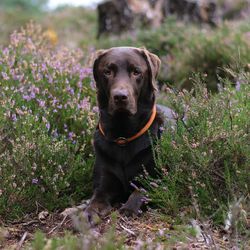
[30, 231, 79, 250]
[147, 71, 250, 224]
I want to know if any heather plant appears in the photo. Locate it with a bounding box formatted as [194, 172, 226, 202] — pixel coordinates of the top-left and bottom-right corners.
[148, 70, 250, 224]
[0, 23, 97, 219]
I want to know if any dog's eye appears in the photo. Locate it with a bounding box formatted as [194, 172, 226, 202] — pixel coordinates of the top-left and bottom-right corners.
[132, 68, 141, 76]
[103, 69, 112, 76]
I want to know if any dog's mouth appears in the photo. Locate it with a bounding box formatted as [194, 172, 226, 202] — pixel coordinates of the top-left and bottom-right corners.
[113, 107, 132, 115]
[109, 104, 137, 116]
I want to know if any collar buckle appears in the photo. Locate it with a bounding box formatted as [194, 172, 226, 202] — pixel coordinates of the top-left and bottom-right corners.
[114, 137, 128, 146]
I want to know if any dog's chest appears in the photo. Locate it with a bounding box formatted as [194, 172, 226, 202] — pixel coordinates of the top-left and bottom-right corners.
[96, 134, 155, 192]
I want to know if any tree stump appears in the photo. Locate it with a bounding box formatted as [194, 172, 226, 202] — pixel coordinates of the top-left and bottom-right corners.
[96, 0, 219, 38]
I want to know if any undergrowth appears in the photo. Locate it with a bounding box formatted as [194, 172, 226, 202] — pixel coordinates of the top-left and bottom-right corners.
[148, 70, 250, 225]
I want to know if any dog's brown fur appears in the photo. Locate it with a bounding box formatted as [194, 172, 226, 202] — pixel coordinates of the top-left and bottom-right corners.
[84, 47, 163, 225]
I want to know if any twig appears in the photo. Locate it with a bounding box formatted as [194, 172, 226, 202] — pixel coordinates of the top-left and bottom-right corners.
[189, 186, 218, 249]
[21, 220, 38, 226]
[118, 223, 136, 236]
[17, 231, 28, 250]
[48, 215, 68, 235]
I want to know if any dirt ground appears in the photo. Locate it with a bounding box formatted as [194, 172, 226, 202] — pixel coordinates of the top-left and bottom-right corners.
[1, 205, 248, 250]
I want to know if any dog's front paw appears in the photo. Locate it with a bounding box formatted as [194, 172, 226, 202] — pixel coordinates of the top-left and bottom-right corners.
[119, 190, 149, 217]
[83, 206, 101, 226]
[84, 201, 112, 226]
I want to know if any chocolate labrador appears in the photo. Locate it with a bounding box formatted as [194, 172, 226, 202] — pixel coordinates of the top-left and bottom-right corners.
[84, 47, 174, 224]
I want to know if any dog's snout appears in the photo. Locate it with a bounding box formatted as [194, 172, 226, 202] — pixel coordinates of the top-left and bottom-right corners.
[113, 89, 128, 104]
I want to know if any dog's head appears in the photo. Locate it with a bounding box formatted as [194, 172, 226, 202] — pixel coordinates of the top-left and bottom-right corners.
[93, 47, 161, 116]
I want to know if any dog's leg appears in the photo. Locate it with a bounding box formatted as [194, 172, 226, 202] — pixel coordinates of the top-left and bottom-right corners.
[84, 166, 122, 226]
[119, 189, 149, 217]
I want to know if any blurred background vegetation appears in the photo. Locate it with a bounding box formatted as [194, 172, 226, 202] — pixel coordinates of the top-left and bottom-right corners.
[0, 0, 249, 90]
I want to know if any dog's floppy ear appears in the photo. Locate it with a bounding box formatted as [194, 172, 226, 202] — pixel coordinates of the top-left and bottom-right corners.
[139, 48, 161, 91]
[93, 49, 108, 82]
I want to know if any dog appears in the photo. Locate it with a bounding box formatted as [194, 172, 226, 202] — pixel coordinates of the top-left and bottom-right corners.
[84, 47, 174, 224]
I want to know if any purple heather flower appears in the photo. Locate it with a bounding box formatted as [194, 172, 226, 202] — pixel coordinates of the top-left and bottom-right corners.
[159, 126, 165, 132]
[1, 72, 9, 80]
[48, 75, 53, 84]
[38, 100, 45, 107]
[16, 109, 24, 115]
[12, 114, 17, 122]
[2, 47, 9, 56]
[52, 129, 59, 138]
[30, 86, 40, 94]
[235, 80, 241, 91]
[41, 63, 47, 72]
[19, 86, 24, 93]
[52, 98, 58, 106]
[22, 95, 31, 101]
[30, 92, 36, 99]
[12, 74, 19, 81]
[46, 122, 50, 131]
[32, 178, 38, 184]
[68, 132, 74, 140]
[77, 81, 82, 88]
[92, 106, 99, 113]
[66, 86, 74, 95]
[90, 80, 96, 90]
[78, 98, 90, 110]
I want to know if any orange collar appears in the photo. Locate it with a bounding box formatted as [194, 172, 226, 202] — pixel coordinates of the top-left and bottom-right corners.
[98, 104, 157, 146]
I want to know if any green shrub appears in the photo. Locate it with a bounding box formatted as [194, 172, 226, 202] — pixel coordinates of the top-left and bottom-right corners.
[147, 70, 250, 224]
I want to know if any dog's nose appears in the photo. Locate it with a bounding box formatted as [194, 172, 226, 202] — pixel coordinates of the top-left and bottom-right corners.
[113, 89, 128, 104]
